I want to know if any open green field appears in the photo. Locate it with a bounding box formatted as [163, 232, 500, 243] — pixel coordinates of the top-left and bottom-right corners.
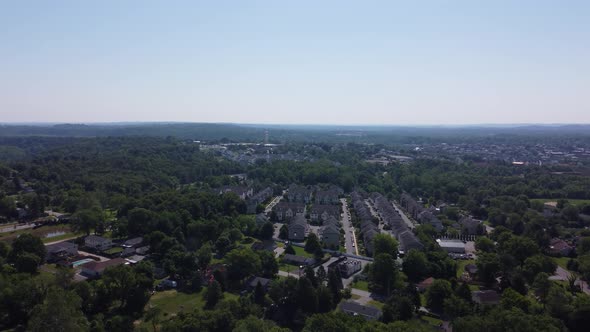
[351, 280, 369, 291]
[139, 289, 238, 329]
[531, 198, 590, 206]
[145, 290, 238, 316]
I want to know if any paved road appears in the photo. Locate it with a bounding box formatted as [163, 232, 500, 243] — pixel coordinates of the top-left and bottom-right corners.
[0, 223, 35, 233]
[391, 201, 416, 229]
[340, 198, 358, 255]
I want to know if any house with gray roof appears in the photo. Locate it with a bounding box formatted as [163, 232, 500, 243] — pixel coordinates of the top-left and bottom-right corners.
[287, 185, 313, 203]
[273, 202, 305, 221]
[289, 214, 309, 241]
[340, 301, 382, 320]
[310, 204, 340, 223]
[320, 223, 340, 248]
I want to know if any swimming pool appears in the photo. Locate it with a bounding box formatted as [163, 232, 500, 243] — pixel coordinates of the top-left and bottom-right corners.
[72, 258, 94, 267]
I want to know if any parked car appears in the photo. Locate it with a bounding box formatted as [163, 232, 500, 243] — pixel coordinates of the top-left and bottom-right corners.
[156, 279, 178, 291]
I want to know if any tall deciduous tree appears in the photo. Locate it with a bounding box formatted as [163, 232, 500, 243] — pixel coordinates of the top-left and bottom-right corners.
[28, 288, 89, 332]
[402, 250, 430, 282]
[372, 234, 399, 258]
[370, 253, 399, 296]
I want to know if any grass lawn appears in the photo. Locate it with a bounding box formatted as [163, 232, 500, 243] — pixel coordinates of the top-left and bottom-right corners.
[279, 263, 301, 273]
[140, 289, 238, 329]
[104, 209, 118, 222]
[275, 241, 285, 248]
[552, 280, 568, 289]
[367, 300, 384, 310]
[351, 280, 369, 291]
[104, 247, 124, 255]
[420, 294, 426, 306]
[456, 259, 476, 278]
[292, 246, 313, 258]
[468, 284, 480, 291]
[350, 294, 361, 300]
[147, 289, 205, 316]
[552, 256, 571, 271]
[420, 315, 443, 327]
[531, 198, 590, 206]
[146, 290, 239, 316]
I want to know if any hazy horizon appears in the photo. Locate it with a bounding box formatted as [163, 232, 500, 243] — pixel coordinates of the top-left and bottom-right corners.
[1, 1, 589, 124]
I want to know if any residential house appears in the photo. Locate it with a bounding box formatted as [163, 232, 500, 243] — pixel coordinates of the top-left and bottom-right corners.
[398, 230, 425, 252]
[363, 228, 379, 257]
[314, 187, 341, 205]
[122, 237, 143, 248]
[135, 245, 150, 255]
[319, 222, 340, 248]
[121, 247, 136, 257]
[247, 187, 274, 213]
[310, 205, 340, 223]
[255, 213, 269, 227]
[216, 186, 254, 200]
[400, 192, 423, 219]
[273, 202, 305, 221]
[437, 239, 466, 253]
[416, 277, 434, 292]
[459, 216, 485, 235]
[417, 210, 443, 232]
[287, 185, 313, 204]
[372, 193, 423, 252]
[282, 254, 315, 266]
[246, 276, 271, 292]
[340, 301, 382, 321]
[81, 258, 127, 278]
[548, 238, 573, 256]
[338, 259, 362, 278]
[472, 290, 500, 305]
[289, 214, 309, 241]
[46, 241, 78, 262]
[84, 235, 113, 251]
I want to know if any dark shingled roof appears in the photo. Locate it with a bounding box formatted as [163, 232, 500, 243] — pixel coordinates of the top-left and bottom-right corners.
[340, 301, 382, 320]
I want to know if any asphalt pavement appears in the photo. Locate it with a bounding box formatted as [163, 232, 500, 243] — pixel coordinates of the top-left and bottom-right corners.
[340, 198, 358, 255]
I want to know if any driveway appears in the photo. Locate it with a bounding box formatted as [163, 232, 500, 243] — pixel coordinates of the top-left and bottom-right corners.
[550, 266, 590, 295]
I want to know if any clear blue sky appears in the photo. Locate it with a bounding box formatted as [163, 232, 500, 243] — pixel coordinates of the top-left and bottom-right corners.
[1, 0, 589, 125]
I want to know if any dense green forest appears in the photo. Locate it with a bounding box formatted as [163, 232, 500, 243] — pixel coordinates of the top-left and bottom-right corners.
[1, 132, 590, 331]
